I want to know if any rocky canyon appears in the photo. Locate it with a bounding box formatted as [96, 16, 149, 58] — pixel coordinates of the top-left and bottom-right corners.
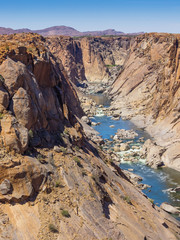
[0, 32, 179, 240]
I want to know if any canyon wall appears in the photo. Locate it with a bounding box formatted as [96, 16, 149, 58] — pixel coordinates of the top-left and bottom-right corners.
[51, 33, 180, 171]
[110, 33, 180, 171]
[0, 33, 179, 240]
[47, 36, 132, 85]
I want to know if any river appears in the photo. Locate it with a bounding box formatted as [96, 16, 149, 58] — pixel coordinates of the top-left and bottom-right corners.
[89, 96, 180, 220]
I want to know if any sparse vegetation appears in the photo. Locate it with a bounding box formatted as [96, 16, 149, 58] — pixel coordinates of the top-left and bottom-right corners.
[61, 209, 70, 218]
[74, 145, 80, 151]
[28, 129, 33, 138]
[73, 156, 83, 167]
[106, 158, 113, 165]
[121, 195, 132, 205]
[0, 74, 4, 83]
[27, 47, 33, 52]
[63, 128, 69, 135]
[149, 198, 154, 204]
[37, 153, 46, 163]
[106, 64, 117, 68]
[59, 146, 67, 153]
[5, 45, 9, 51]
[49, 224, 59, 233]
[55, 181, 64, 188]
[82, 170, 87, 176]
[0, 113, 3, 119]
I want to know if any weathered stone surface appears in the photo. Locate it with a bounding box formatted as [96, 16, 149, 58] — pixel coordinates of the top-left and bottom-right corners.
[0, 156, 49, 202]
[119, 143, 130, 151]
[142, 139, 164, 168]
[0, 87, 9, 112]
[161, 142, 180, 171]
[12, 87, 36, 129]
[110, 33, 180, 171]
[0, 179, 12, 195]
[53, 146, 62, 153]
[114, 145, 120, 152]
[81, 115, 91, 125]
[1, 114, 28, 154]
[116, 129, 138, 140]
[160, 202, 180, 215]
[0, 58, 25, 96]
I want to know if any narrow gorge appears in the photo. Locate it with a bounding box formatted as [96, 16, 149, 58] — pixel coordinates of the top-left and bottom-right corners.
[0, 32, 179, 240]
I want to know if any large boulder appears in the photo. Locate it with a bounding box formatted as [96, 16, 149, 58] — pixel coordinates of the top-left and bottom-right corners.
[119, 143, 130, 151]
[160, 202, 180, 215]
[0, 156, 50, 202]
[0, 179, 12, 195]
[142, 139, 164, 168]
[0, 58, 25, 97]
[1, 114, 28, 154]
[161, 142, 180, 171]
[116, 129, 138, 139]
[146, 145, 164, 168]
[81, 115, 91, 125]
[12, 87, 37, 129]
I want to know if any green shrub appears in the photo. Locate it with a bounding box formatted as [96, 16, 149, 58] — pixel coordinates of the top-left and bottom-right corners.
[60, 147, 67, 153]
[28, 47, 33, 52]
[49, 224, 58, 233]
[5, 45, 9, 51]
[0, 75, 5, 83]
[55, 181, 64, 188]
[37, 153, 46, 163]
[105, 64, 117, 68]
[28, 129, 33, 138]
[73, 157, 83, 168]
[122, 195, 132, 205]
[61, 209, 70, 218]
[63, 129, 69, 135]
[149, 198, 154, 204]
[0, 113, 3, 120]
[74, 146, 80, 151]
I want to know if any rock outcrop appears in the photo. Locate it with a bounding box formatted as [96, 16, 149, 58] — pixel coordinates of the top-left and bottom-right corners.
[0, 33, 84, 153]
[47, 36, 132, 86]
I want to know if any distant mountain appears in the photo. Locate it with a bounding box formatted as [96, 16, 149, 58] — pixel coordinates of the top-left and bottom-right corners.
[0, 26, 144, 37]
[35, 26, 81, 36]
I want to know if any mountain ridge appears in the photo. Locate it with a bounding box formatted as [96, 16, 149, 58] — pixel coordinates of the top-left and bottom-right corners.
[0, 25, 144, 36]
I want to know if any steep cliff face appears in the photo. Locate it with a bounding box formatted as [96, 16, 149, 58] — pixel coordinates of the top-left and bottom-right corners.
[0, 33, 179, 240]
[110, 33, 180, 170]
[0, 33, 83, 154]
[47, 36, 132, 85]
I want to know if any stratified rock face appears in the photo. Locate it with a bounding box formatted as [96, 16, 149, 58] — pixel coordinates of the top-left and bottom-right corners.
[0, 33, 83, 153]
[110, 33, 180, 171]
[47, 36, 132, 84]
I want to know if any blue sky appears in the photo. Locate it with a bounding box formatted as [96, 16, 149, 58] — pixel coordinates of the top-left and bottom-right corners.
[1, 0, 180, 33]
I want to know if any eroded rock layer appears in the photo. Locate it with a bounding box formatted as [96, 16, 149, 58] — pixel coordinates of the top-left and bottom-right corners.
[110, 33, 180, 171]
[47, 36, 132, 85]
